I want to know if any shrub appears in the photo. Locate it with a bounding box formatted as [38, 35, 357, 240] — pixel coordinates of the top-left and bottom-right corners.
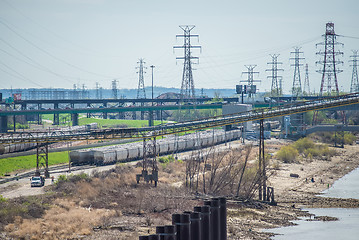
[158, 155, 175, 164]
[293, 137, 315, 153]
[276, 145, 298, 163]
[0, 195, 7, 203]
[344, 132, 356, 145]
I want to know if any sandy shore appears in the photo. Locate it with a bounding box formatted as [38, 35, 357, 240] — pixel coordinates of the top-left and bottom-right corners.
[226, 143, 359, 239]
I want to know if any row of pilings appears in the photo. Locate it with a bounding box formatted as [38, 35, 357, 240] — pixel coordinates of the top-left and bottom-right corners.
[139, 197, 227, 240]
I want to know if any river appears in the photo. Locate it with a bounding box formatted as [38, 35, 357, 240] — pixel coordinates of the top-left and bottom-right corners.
[266, 167, 359, 240]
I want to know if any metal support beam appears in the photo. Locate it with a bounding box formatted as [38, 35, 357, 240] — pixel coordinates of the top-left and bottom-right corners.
[258, 119, 266, 201]
[36, 143, 49, 178]
[136, 137, 158, 186]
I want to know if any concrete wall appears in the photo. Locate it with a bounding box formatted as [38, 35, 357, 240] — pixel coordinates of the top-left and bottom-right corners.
[222, 104, 252, 131]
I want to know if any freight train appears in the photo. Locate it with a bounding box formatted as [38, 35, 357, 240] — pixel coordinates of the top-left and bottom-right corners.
[70, 129, 243, 166]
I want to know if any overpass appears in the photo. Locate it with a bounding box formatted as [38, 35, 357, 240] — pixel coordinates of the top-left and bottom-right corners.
[305, 124, 359, 135]
[1, 92, 359, 144]
[1, 92, 358, 186]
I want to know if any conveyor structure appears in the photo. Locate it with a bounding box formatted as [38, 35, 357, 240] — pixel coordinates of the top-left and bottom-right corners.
[0, 92, 358, 145]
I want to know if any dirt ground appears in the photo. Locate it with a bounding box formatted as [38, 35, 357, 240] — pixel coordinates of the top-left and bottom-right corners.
[225, 143, 359, 240]
[1, 139, 359, 240]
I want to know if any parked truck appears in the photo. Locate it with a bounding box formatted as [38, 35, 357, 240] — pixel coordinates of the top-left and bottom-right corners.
[30, 176, 45, 187]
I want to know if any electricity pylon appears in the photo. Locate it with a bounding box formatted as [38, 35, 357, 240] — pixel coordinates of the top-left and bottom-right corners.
[350, 50, 359, 93]
[290, 47, 304, 98]
[174, 25, 201, 102]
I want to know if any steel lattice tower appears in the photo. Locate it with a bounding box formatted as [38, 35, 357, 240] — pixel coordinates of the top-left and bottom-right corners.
[290, 47, 304, 97]
[316, 22, 343, 96]
[174, 25, 201, 101]
[313, 22, 344, 124]
[112, 79, 118, 99]
[303, 64, 310, 95]
[241, 65, 260, 98]
[266, 54, 283, 98]
[350, 50, 359, 93]
[136, 58, 146, 99]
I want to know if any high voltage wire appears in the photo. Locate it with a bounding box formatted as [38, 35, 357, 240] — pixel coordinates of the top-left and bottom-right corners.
[0, 19, 116, 79]
[2, 0, 124, 58]
[0, 60, 44, 87]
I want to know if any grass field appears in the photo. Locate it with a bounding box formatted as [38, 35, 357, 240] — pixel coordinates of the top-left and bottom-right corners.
[0, 152, 69, 176]
[41, 114, 167, 128]
[78, 118, 166, 128]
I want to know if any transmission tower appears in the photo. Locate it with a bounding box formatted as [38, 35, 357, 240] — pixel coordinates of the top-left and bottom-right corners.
[290, 47, 304, 98]
[350, 50, 359, 93]
[173, 25, 201, 101]
[316, 22, 343, 96]
[95, 82, 100, 99]
[241, 65, 260, 98]
[136, 58, 146, 99]
[112, 79, 118, 99]
[313, 22, 344, 124]
[266, 54, 283, 98]
[303, 64, 310, 95]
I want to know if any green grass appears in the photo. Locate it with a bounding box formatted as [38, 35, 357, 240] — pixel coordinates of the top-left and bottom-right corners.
[0, 152, 69, 176]
[78, 118, 167, 128]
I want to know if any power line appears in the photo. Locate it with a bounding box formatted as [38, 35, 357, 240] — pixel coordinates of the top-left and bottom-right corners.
[0, 19, 116, 79]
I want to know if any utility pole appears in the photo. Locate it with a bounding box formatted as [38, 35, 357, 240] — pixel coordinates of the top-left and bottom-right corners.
[350, 50, 359, 93]
[290, 47, 304, 98]
[266, 54, 283, 101]
[241, 65, 260, 98]
[136, 58, 147, 99]
[174, 25, 201, 102]
[303, 64, 310, 95]
[112, 79, 118, 99]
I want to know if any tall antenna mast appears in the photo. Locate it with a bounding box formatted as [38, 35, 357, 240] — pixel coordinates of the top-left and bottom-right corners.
[290, 47, 304, 98]
[136, 58, 146, 99]
[350, 50, 359, 93]
[174, 25, 201, 102]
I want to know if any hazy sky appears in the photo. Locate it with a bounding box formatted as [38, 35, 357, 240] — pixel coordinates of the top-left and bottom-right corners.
[0, 0, 358, 94]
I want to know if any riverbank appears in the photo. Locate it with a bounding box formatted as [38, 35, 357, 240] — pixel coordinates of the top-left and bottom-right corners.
[226, 144, 359, 239]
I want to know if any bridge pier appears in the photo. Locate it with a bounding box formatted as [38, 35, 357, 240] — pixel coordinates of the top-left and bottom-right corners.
[0, 116, 8, 133]
[149, 110, 154, 127]
[72, 113, 79, 126]
[37, 103, 42, 124]
[53, 103, 59, 125]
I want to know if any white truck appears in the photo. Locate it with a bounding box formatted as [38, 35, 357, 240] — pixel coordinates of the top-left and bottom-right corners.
[30, 176, 45, 187]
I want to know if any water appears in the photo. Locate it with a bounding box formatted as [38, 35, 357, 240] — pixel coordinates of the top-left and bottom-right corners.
[267, 167, 359, 240]
[321, 167, 359, 199]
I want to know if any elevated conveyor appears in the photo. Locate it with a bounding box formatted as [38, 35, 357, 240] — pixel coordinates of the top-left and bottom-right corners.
[1, 92, 359, 144]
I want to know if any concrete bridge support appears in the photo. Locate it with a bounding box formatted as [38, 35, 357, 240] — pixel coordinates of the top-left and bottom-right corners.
[53, 103, 59, 125]
[0, 116, 8, 133]
[72, 113, 79, 126]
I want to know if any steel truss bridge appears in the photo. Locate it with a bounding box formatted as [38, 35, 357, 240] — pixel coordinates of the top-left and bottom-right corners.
[1, 92, 359, 199]
[1, 92, 358, 144]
